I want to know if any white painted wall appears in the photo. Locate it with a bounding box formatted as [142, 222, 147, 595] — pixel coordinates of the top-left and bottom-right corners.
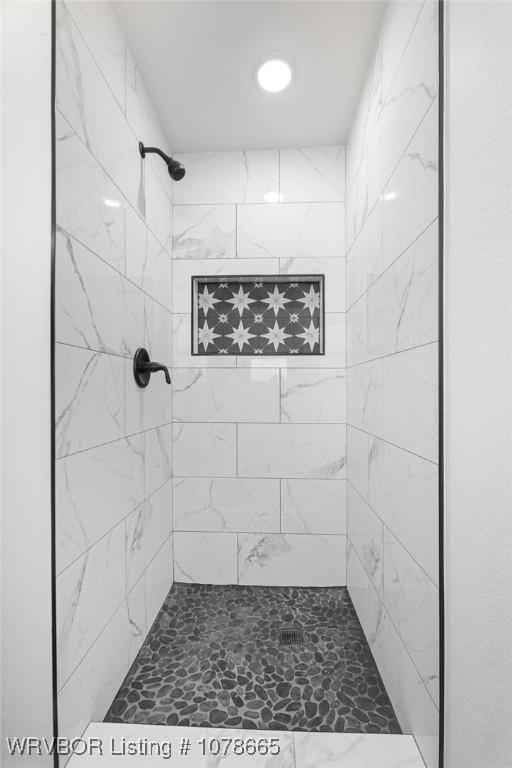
[0, 1, 54, 764]
[444, 2, 512, 767]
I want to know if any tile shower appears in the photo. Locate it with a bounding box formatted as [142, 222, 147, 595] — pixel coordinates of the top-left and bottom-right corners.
[53, 1, 439, 767]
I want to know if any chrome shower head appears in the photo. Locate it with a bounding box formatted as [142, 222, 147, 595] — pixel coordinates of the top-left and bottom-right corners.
[138, 142, 185, 182]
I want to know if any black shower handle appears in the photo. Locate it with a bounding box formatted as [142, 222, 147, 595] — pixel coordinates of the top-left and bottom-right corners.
[133, 348, 171, 387]
[140, 361, 171, 384]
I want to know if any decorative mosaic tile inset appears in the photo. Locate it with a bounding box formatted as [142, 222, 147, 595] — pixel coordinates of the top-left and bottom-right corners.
[105, 584, 401, 735]
[192, 275, 325, 356]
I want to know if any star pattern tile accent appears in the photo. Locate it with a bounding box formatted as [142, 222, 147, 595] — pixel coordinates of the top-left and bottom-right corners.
[192, 276, 325, 356]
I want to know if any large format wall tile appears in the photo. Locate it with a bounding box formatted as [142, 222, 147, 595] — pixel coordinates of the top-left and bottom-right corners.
[125, 47, 171, 192]
[56, 434, 144, 574]
[174, 532, 237, 584]
[55, 344, 124, 458]
[144, 424, 172, 499]
[383, 530, 439, 706]
[64, 0, 125, 110]
[173, 151, 279, 205]
[370, 598, 439, 768]
[346, 40, 382, 191]
[56, 1, 175, 746]
[347, 483, 384, 595]
[368, 436, 438, 584]
[58, 579, 147, 742]
[55, 229, 144, 357]
[367, 220, 438, 359]
[238, 424, 346, 479]
[280, 369, 346, 424]
[173, 477, 280, 533]
[346, 199, 382, 309]
[347, 545, 439, 768]
[125, 206, 172, 311]
[280, 147, 346, 202]
[347, 425, 369, 500]
[346, 2, 439, 761]
[173, 423, 236, 477]
[144, 294, 173, 368]
[173, 204, 236, 260]
[144, 537, 173, 630]
[238, 534, 346, 587]
[173, 368, 280, 423]
[237, 202, 345, 261]
[56, 2, 141, 209]
[170, 143, 347, 589]
[374, 0, 438, 196]
[347, 343, 438, 462]
[125, 358, 172, 435]
[56, 112, 125, 272]
[144, 164, 172, 252]
[382, 100, 438, 272]
[125, 482, 173, 592]
[144, 228, 173, 311]
[381, 0, 425, 99]
[281, 479, 346, 535]
[57, 522, 125, 689]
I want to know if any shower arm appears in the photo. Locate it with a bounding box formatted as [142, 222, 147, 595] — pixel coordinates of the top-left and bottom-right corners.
[138, 143, 167, 162]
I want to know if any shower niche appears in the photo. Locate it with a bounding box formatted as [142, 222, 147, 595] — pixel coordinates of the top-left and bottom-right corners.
[191, 274, 325, 356]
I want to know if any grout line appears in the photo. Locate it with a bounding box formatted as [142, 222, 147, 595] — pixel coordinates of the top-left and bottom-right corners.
[346, 339, 438, 369]
[171, 200, 345, 207]
[235, 423, 239, 477]
[235, 203, 238, 257]
[345, 423, 438, 467]
[172, 529, 346, 538]
[172, 421, 347, 426]
[173, 475, 347, 482]
[56, 421, 173, 460]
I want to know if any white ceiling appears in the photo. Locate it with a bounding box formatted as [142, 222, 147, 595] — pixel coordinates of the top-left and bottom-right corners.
[114, 1, 385, 152]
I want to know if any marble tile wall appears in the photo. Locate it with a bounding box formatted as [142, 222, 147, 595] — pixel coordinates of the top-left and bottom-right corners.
[55, 0, 173, 743]
[172, 145, 347, 587]
[345, 2, 439, 767]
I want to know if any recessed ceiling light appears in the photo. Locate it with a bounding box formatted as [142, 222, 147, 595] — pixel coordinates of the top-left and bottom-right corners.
[257, 58, 292, 93]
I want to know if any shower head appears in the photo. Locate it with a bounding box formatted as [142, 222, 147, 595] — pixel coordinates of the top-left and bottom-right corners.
[138, 142, 186, 182]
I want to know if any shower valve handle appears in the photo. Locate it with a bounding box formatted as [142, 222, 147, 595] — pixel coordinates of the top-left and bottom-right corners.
[133, 348, 171, 387]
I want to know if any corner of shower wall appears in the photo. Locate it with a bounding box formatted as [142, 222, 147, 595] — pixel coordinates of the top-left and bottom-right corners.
[54, 0, 174, 743]
[345, 2, 440, 767]
[170, 146, 348, 588]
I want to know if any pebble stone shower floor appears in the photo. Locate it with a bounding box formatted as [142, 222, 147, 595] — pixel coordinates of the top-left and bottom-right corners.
[105, 584, 401, 735]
